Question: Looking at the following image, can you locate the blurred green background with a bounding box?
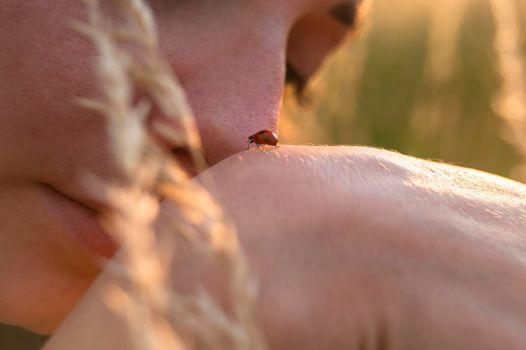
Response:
[281,0,526,181]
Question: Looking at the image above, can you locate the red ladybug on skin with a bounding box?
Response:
[248,129,279,149]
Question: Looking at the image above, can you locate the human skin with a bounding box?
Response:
[0,0,355,333]
[46,146,526,349]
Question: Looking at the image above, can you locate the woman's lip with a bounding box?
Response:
[39,184,117,258]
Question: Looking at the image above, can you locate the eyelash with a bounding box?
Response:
[330,2,358,28]
[284,2,358,99]
[285,61,306,97]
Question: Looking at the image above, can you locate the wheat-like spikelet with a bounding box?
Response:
[409,0,468,140]
[489,0,526,181]
[73,0,267,348]
[424,0,468,86]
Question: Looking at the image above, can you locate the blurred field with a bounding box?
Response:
[281,0,526,181]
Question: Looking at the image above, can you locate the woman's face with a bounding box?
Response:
[0,0,356,333]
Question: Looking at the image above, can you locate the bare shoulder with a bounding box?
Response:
[202,145,526,222]
[199,146,526,349]
[200,145,526,270]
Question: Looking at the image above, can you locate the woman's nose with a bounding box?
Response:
[158,16,289,165]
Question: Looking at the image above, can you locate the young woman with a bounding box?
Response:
[2,1,526,348]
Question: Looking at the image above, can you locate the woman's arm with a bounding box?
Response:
[46,146,526,349]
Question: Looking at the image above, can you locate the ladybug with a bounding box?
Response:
[248,129,278,148]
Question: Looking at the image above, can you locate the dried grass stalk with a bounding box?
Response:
[489,0,526,180]
[410,0,468,140]
[73,0,267,348]
[424,0,468,85]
